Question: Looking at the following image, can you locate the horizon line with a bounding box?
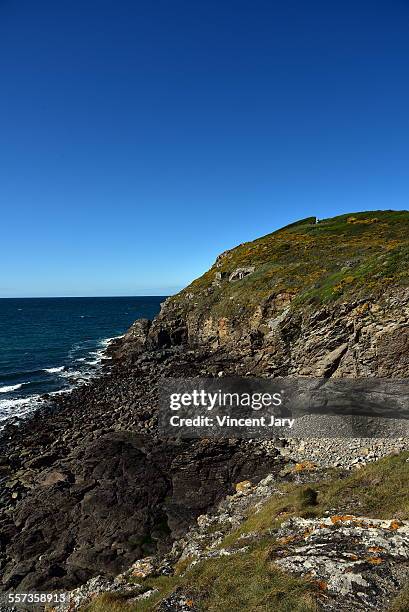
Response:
[0,294,173,299]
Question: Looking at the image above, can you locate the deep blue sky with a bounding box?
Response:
[1,1,409,297]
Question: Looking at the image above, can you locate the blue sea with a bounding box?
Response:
[0,297,165,425]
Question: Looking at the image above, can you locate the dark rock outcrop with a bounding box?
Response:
[1,429,282,590]
[108,318,151,358]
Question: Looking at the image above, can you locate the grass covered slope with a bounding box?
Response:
[172,210,409,319]
[88,558,319,612]
[84,452,409,611]
[221,450,409,546]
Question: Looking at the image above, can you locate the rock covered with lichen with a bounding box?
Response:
[274,516,409,610]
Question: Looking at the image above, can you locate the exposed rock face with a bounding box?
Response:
[109,318,151,358]
[149,288,409,379]
[1,432,282,590]
[228,266,255,282]
[3,433,170,590]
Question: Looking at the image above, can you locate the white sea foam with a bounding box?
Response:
[59,369,95,383]
[0,333,123,428]
[81,337,119,366]
[84,358,100,366]
[99,335,123,347]
[0,395,42,424]
[59,369,85,379]
[49,388,72,397]
[44,366,65,374]
[0,383,27,393]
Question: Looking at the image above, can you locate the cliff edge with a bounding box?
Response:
[1,211,409,611]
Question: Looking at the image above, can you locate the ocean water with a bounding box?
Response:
[0,297,165,425]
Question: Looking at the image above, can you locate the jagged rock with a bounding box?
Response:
[109,318,151,358]
[24,452,58,469]
[124,557,155,579]
[38,470,71,486]
[314,342,349,377]
[157,588,197,611]
[228,267,255,282]
[52,575,140,611]
[1,433,281,591]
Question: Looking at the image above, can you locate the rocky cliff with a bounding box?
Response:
[1,210,409,611]
[146,210,409,378]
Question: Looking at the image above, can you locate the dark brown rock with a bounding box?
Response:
[1,431,281,590]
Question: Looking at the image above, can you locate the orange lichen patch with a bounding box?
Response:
[330,515,356,524]
[235,480,252,493]
[276,534,300,545]
[368,546,385,553]
[366,557,383,565]
[293,461,316,472]
[315,580,328,591]
[346,553,359,561]
[185,600,194,607]
[389,520,403,530]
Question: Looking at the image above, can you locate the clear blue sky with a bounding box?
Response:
[1,1,409,297]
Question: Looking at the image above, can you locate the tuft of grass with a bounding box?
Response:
[174,542,319,612]
[86,544,319,612]
[320,451,409,520]
[297,487,318,509]
[81,592,137,612]
[389,582,409,612]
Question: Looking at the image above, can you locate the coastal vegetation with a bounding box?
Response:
[171,210,409,319]
[84,451,409,611]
